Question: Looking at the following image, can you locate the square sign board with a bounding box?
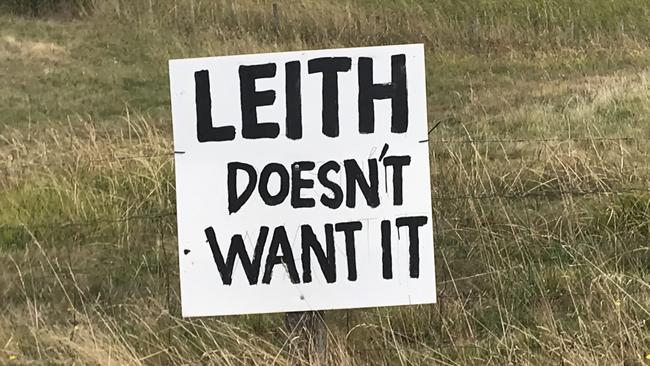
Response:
[169,44,435,317]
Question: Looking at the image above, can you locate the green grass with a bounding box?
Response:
[1,0,650,365]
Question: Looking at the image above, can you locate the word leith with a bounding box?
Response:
[194,54,407,142]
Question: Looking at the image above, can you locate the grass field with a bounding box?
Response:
[1,0,649,364]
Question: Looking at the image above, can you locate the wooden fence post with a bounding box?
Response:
[284,311,327,365]
[272,3,281,35]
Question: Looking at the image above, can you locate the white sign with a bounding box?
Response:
[169,44,435,317]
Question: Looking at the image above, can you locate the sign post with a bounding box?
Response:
[169,44,436,357]
[284,311,326,364]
